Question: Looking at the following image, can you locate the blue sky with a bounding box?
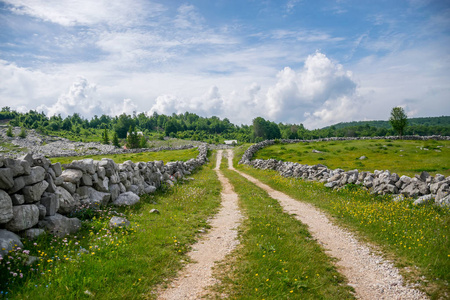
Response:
[0,0,449,128]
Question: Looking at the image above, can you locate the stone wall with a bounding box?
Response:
[0,144,208,254]
[239,137,450,207]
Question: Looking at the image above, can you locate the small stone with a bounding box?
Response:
[149,209,160,214]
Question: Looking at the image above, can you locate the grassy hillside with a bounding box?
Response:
[254,139,450,177]
[326,116,450,130]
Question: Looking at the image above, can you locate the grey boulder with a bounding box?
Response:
[38,214,81,238]
[5,204,39,231]
[113,191,140,206]
[0,229,23,256]
[0,190,13,224]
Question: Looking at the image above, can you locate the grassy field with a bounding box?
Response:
[234,144,450,299]
[253,139,450,177]
[50,147,199,165]
[210,164,354,299]
[1,154,221,299]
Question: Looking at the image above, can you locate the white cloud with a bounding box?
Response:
[110,99,138,117]
[37,77,103,117]
[3,0,164,27]
[263,52,359,127]
[148,86,224,118]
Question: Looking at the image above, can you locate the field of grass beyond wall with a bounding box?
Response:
[253,139,450,177]
[50,147,199,165]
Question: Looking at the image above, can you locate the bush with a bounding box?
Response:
[6,126,13,137]
[18,127,26,138]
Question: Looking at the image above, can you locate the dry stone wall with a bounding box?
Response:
[0,144,208,255]
[239,137,450,207]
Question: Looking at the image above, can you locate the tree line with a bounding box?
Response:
[1,106,449,148]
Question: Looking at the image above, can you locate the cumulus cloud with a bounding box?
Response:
[148,86,225,117]
[263,52,359,127]
[110,99,138,117]
[37,77,103,117]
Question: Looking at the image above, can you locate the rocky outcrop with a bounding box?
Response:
[240,138,450,207]
[0,144,208,246]
[0,126,204,159]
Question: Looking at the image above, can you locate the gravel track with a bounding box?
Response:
[228,149,427,300]
[158,150,243,299]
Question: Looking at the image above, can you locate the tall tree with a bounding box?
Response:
[102,128,109,144]
[389,107,408,136]
[126,125,140,149]
[112,131,120,147]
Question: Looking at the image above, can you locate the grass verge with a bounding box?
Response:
[209,165,355,299]
[1,153,221,299]
[254,139,450,177]
[235,164,450,299]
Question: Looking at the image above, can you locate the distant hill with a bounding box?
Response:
[324,116,450,130]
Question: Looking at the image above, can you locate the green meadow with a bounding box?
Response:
[253,139,450,177]
[50,147,199,165]
[235,144,450,299]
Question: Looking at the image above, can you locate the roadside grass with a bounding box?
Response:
[254,139,450,177]
[50,147,199,165]
[210,165,355,299]
[1,153,221,299]
[235,164,450,299]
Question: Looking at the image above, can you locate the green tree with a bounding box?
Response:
[112,131,120,147]
[389,107,408,136]
[139,135,147,148]
[126,125,139,149]
[6,126,13,137]
[19,127,27,138]
[102,128,109,144]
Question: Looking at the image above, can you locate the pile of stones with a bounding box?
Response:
[0,144,208,256]
[239,138,450,207]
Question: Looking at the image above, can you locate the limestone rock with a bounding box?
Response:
[10,194,24,205]
[37,204,47,219]
[86,187,111,207]
[4,158,25,177]
[22,166,45,186]
[81,173,93,186]
[55,186,78,214]
[60,169,83,184]
[113,191,140,206]
[144,185,157,194]
[45,173,57,193]
[5,204,39,231]
[109,216,130,228]
[8,176,26,194]
[33,155,51,170]
[0,190,13,224]
[22,181,49,203]
[38,214,81,237]
[61,182,76,194]
[0,229,23,256]
[63,159,95,175]
[50,162,62,177]
[22,228,45,240]
[40,194,59,216]
[413,194,434,206]
[109,184,120,202]
[0,168,14,190]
